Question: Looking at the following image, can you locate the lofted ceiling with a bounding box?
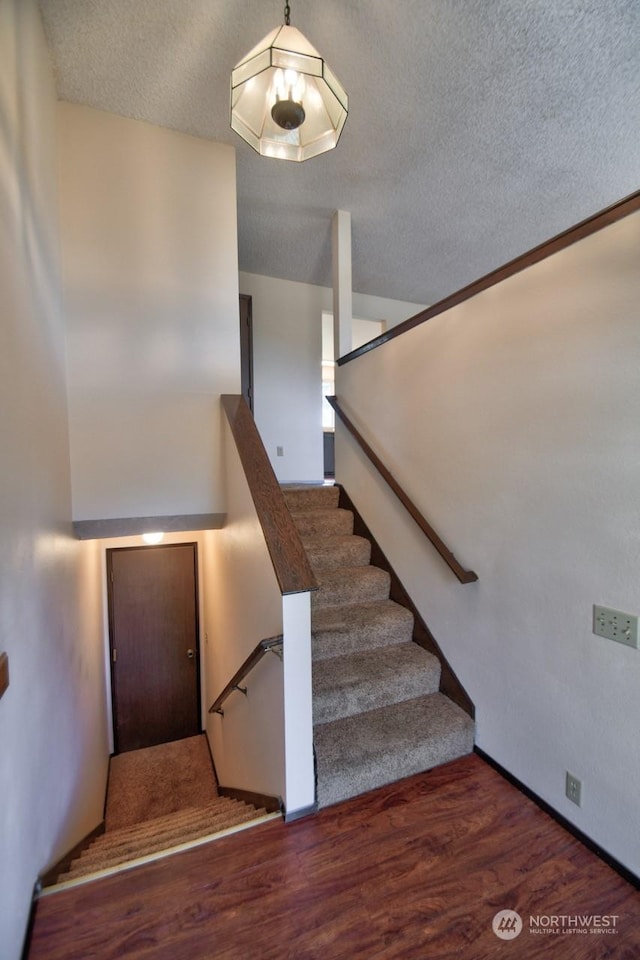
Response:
[39,0,640,306]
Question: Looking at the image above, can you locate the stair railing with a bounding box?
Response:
[209,635,283,717]
[221,394,318,594]
[208,394,316,721]
[327,396,478,584]
[338,190,640,366]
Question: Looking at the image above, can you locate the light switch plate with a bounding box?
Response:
[593,605,638,648]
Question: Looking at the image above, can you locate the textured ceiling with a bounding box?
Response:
[39,0,640,305]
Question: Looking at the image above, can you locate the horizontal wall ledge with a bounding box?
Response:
[73,513,226,540]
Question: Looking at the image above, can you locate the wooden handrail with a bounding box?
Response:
[328,397,478,584]
[209,635,283,716]
[221,394,317,596]
[339,189,640,366]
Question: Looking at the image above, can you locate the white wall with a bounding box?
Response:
[59,105,241,522]
[239,271,424,482]
[202,415,314,813]
[0,5,108,957]
[239,273,325,483]
[203,416,286,798]
[351,291,427,332]
[337,210,640,874]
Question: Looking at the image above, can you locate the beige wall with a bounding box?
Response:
[59,105,241,522]
[0,5,108,958]
[337,210,640,874]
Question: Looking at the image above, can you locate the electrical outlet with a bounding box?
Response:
[593,605,638,648]
[276,446,284,457]
[566,772,581,807]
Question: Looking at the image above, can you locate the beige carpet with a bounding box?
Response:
[282,483,474,808]
[106,735,218,830]
[48,737,270,886]
[59,798,267,882]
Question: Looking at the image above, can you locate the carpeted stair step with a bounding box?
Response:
[312,643,441,724]
[105,797,241,838]
[291,508,354,538]
[311,599,414,660]
[302,534,371,572]
[69,802,254,871]
[312,565,391,609]
[62,802,264,880]
[282,480,475,810]
[314,692,475,808]
[92,800,244,858]
[282,484,340,511]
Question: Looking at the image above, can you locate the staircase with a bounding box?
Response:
[47,796,272,889]
[282,483,475,808]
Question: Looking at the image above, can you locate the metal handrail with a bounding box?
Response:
[208,635,283,717]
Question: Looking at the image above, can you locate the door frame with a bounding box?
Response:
[106,541,202,754]
[239,293,254,413]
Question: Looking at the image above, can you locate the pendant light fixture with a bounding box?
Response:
[230,2,348,162]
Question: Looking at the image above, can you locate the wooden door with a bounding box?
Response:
[108,543,200,753]
[239,293,254,412]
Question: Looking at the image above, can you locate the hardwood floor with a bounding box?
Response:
[28,755,639,959]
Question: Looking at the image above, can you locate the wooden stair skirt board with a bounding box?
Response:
[42,798,279,894]
[282,483,475,809]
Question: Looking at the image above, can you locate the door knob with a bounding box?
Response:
[187,648,195,660]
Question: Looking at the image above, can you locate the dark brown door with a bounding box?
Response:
[107,543,200,753]
[239,293,254,412]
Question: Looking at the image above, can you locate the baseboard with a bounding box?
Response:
[202,729,221,785]
[20,883,39,960]
[38,820,106,890]
[284,802,317,823]
[217,785,282,815]
[474,747,639,890]
[103,753,113,822]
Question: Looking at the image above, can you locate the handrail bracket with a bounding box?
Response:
[209,633,284,716]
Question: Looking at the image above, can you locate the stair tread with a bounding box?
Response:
[102,799,239,843]
[314,692,474,807]
[313,643,441,724]
[292,508,352,520]
[291,508,354,537]
[313,565,391,608]
[63,805,265,879]
[302,534,371,571]
[94,801,246,855]
[282,484,340,511]
[76,810,252,867]
[312,599,414,659]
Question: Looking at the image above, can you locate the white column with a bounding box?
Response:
[282,590,315,816]
[332,209,353,360]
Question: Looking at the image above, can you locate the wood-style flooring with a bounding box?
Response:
[28,754,639,960]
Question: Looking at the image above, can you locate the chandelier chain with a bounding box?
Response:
[284,2,291,26]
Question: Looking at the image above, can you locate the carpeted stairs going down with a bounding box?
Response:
[48,736,272,889]
[282,484,475,809]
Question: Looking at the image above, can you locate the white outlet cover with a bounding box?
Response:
[593,604,638,649]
